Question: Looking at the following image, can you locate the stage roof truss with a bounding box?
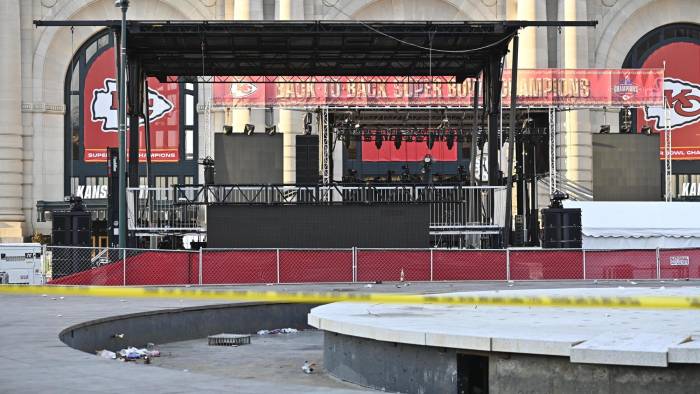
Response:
[35,20,595,81]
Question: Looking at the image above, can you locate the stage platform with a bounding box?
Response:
[309,286,700,393]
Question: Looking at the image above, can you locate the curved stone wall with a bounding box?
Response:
[60,302,319,353]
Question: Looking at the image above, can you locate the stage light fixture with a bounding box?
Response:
[422,154,433,176]
[427,132,436,149]
[265,125,277,136]
[223,125,233,135]
[641,125,652,135]
[243,123,255,135]
[394,130,402,150]
[401,165,410,182]
[457,165,467,182]
[303,112,313,135]
[599,124,610,134]
[375,130,383,150]
[446,131,455,150]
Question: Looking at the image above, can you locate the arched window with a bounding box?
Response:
[64,29,198,197]
[621,23,700,165]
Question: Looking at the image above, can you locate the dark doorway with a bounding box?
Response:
[457,353,488,394]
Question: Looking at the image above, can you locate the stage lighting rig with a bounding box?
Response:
[265,125,277,136]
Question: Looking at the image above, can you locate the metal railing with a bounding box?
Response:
[128,184,507,247]
[127,187,205,232]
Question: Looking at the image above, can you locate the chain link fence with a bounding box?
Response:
[583,249,658,280]
[37,246,700,286]
[509,249,584,280]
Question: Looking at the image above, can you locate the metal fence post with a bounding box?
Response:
[276,248,281,284]
[40,244,47,283]
[122,248,126,286]
[506,248,510,281]
[352,247,357,283]
[582,249,587,280]
[430,248,434,281]
[198,248,203,286]
[656,247,661,280]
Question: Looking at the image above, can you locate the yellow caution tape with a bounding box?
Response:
[0,285,699,309]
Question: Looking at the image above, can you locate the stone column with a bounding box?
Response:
[0,0,24,241]
[561,0,592,190]
[227,0,251,134]
[514,0,548,68]
[277,0,304,184]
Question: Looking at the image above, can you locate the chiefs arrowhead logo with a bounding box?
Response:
[645,78,700,130]
[229,82,258,98]
[91,78,174,132]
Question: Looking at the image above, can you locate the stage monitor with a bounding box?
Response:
[215,133,283,184]
[592,134,662,201]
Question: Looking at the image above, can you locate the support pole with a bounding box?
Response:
[487,55,501,187]
[144,79,153,188]
[117,2,128,248]
[127,57,142,189]
[530,142,538,244]
[144,79,154,234]
[470,78,479,186]
[664,97,672,201]
[504,34,519,248]
[548,106,557,196]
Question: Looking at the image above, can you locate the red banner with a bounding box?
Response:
[212,69,664,108]
[83,48,180,163]
[636,42,700,160]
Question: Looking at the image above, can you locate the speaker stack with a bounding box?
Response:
[541,192,582,249]
[51,198,93,278]
[541,207,582,248]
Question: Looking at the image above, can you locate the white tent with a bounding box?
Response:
[562,201,700,250]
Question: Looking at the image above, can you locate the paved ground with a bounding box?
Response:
[1,280,698,393]
[153,330,366,391]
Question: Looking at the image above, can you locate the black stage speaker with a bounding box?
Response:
[51,207,93,278]
[296,135,319,184]
[541,208,582,248]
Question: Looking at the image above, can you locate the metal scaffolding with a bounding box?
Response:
[548,106,557,196]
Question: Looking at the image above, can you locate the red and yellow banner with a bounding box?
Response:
[83,47,180,163]
[212,69,664,108]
